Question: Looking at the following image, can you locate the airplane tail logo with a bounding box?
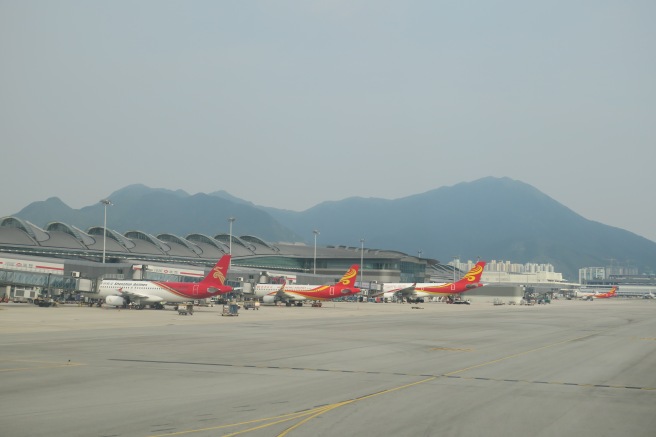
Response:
[597,286,617,298]
[202,255,231,286]
[339,265,360,287]
[462,261,486,283]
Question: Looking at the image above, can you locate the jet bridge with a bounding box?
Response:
[131,264,205,281]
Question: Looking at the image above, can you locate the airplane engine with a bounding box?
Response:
[262,295,277,304]
[105,295,126,307]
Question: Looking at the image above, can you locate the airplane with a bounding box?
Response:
[97,255,233,309]
[574,289,596,300]
[254,265,360,306]
[592,286,617,299]
[379,261,486,303]
[575,286,618,300]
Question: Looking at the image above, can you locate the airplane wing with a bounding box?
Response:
[273,284,311,302]
[117,288,152,300]
[274,284,292,300]
[391,284,417,299]
[208,286,241,293]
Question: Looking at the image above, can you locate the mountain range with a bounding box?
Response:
[9,177,656,281]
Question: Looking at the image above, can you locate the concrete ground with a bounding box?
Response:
[1,299,655,437]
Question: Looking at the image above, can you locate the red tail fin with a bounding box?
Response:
[456,261,486,288]
[598,287,617,298]
[201,255,231,285]
[338,265,360,287]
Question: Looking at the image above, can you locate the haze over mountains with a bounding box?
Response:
[9,177,656,281]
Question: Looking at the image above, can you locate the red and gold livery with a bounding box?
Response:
[254,265,360,306]
[576,286,618,300]
[97,255,233,308]
[593,286,617,299]
[381,261,486,303]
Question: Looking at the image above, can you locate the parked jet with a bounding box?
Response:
[380,261,486,303]
[591,286,618,299]
[98,255,233,308]
[254,265,360,306]
[576,286,618,300]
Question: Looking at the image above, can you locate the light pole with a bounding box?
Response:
[313,230,320,274]
[100,199,112,263]
[360,238,365,291]
[228,217,236,257]
[452,256,458,283]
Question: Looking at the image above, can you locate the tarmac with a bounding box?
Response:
[1,299,655,437]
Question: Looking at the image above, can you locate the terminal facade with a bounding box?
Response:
[0,216,454,299]
[5,216,651,301]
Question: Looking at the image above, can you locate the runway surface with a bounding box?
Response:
[1,299,655,437]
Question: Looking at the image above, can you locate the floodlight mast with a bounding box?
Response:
[360,238,365,291]
[228,217,236,265]
[313,230,320,274]
[100,199,112,263]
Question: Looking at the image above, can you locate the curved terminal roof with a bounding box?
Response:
[241,235,279,253]
[183,234,227,260]
[186,234,229,252]
[0,215,433,282]
[1,217,50,242]
[214,233,255,253]
[158,233,203,255]
[125,231,171,254]
[46,222,96,246]
[87,227,136,250]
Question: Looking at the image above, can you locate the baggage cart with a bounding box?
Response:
[178,304,194,315]
[222,303,239,316]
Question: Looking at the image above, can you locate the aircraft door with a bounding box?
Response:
[330,287,335,296]
[193,284,199,295]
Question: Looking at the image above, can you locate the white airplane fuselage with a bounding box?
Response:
[87,255,233,308]
[97,280,206,305]
[254,284,352,302]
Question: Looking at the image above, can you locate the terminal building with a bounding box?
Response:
[0,216,457,300]
[578,266,656,298]
[7,216,629,304]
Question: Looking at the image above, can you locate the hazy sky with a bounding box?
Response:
[2,1,655,241]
